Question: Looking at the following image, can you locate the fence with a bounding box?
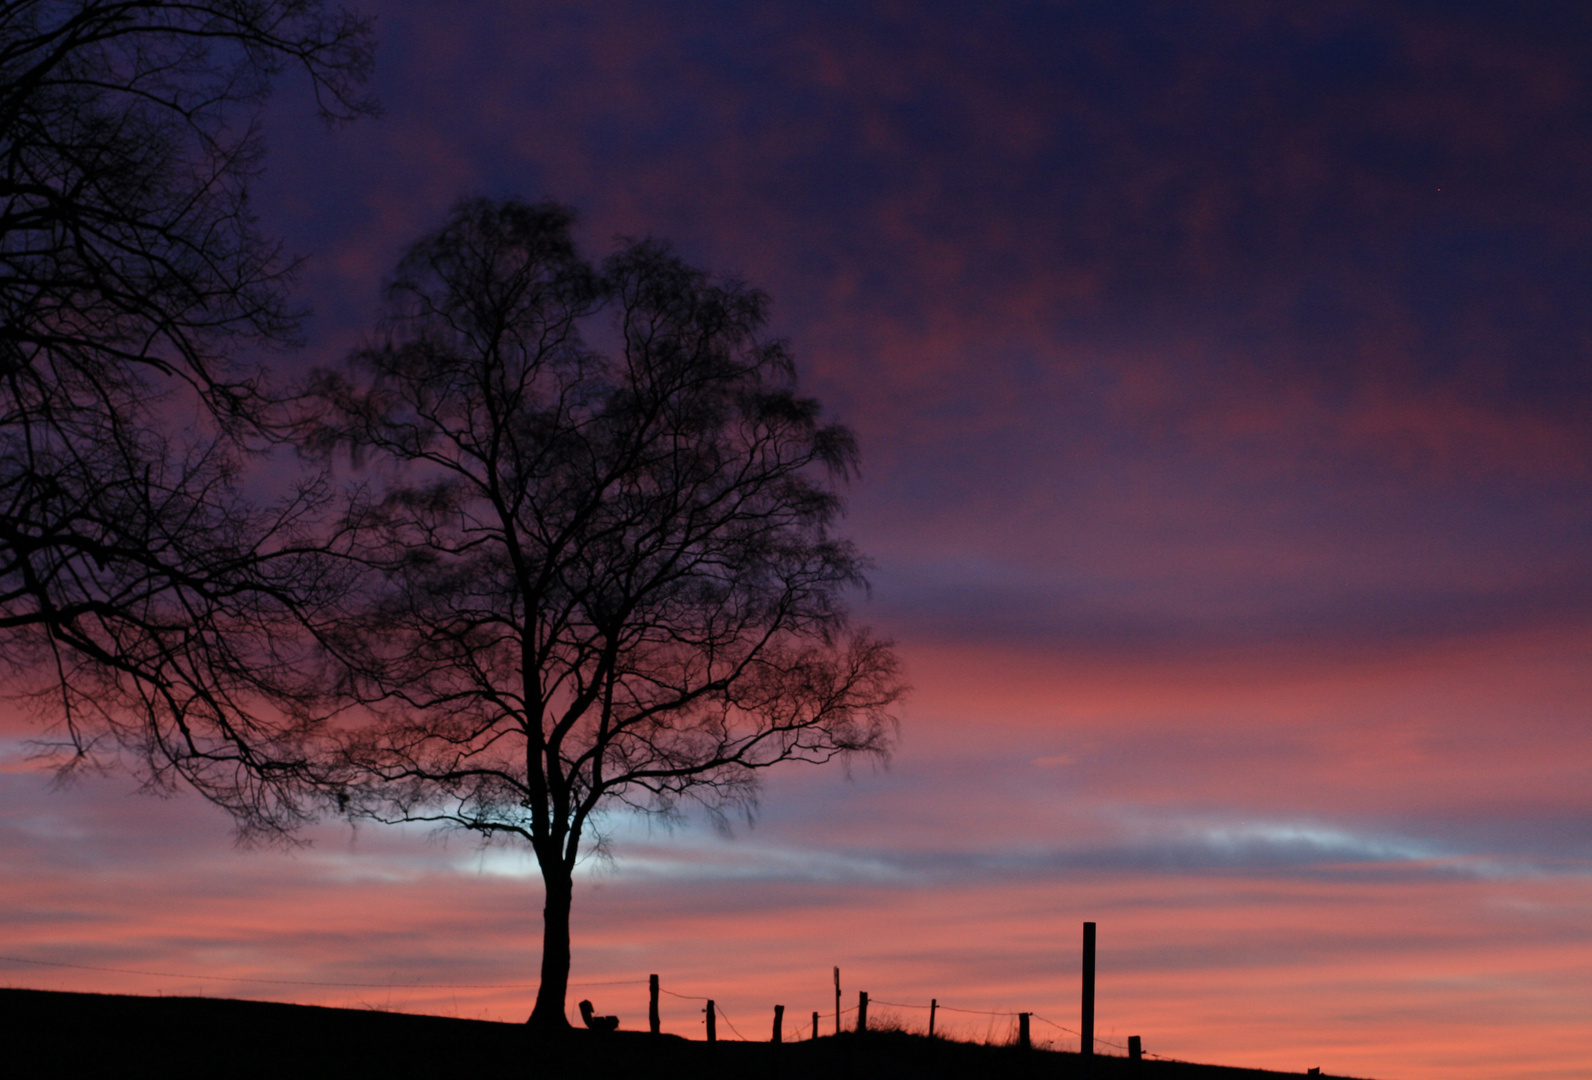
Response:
[585,972,1161,1061]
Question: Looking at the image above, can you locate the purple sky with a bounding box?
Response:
[5,4,1592,1077]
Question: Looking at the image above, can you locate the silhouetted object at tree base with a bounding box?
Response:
[579,998,620,1032]
[1,987,1374,1080]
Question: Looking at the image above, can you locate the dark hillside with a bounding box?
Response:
[0,987,1369,1080]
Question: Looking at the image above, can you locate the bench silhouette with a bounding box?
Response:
[579,999,619,1032]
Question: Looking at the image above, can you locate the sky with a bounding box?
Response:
[4,2,1592,1077]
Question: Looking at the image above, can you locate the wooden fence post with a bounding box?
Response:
[649,974,660,1035]
[1129,1036,1142,1062]
[1082,921,1096,1069]
[929,998,937,1038]
[1019,1012,1031,1050]
[833,966,841,1035]
[705,1000,716,1043]
[773,1004,784,1043]
[812,1011,819,1040]
[857,991,868,1032]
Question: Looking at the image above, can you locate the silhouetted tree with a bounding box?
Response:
[0,1,375,836]
[307,198,905,1030]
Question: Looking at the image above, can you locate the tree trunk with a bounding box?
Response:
[527,863,574,1031]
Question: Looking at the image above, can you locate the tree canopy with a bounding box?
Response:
[0,1,375,836]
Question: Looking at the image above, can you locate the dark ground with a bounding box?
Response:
[0,987,1370,1080]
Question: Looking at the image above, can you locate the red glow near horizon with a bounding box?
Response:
[6,623,1591,1079]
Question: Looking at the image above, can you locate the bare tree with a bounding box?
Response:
[0,1,375,836]
[307,198,905,1030]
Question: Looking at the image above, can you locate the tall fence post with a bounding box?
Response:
[1019,1012,1031,1050]
[929,998,937,1038]
[1082,921,1096,1074]
[812,1011,819,1040]
[773,1004,784,1043]
[1129,1035,1142,1062]
[705,1000,717,1044]
[833,966,841,1035]
[649,974,660,1035]
[856,991,868,1032]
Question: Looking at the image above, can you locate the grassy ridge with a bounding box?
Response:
[0,987,1365,1079]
